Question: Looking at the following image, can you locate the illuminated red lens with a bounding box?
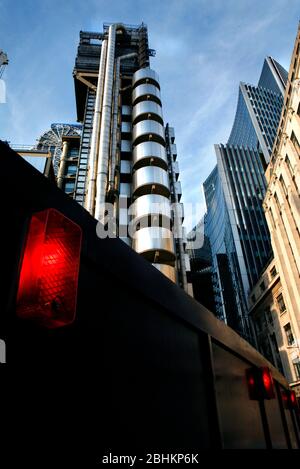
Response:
[246,368,258,400]
[290,391,297,408]
[246,367,275,400]
[282,389,298,409]
[261,367,275,399]
[281,389,289,408]
[16,209,82,328]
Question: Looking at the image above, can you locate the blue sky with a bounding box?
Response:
[0,0,299,228]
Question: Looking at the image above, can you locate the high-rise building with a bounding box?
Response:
[228,58,287,162]
[262,24,300,395]
[186,216,215,313]
[201,57,287,341]
[67,23,191,291]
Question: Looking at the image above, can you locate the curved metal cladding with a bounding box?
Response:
[132,227,175,263]
[132,68,160,89]
[132,101,163,125]
[131,68,175,281]
[132,120,165,146]
[132,166,170,198]
[132,83,161,105]
[152,263,176,282]
[131,194,172,228]
[132,141,168,170]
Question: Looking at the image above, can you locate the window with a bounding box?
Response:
[69,148,79,157]
[260,281,266,293]
[270,266,277,279]
[277,293,286,313]
[293,358,300,380]
[251,294,256,303]
[259,338,273,364]
[255,319,261,333]
[64,181,75,193]
[274,192,281,213]
[285,154,299,195]
[279,175,288,197]
[66,164,77,175]
[265,307,273,325]
[291,131,300,156]
[284,323,295,346]
[269,208,276,228]
[270,333,284,374]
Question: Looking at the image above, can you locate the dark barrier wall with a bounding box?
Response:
[0,142,299,461]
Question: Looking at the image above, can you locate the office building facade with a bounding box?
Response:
[203,166,250,338]
[262,24,300,395]
[228,57,287,163]
[66,23,191,291]
[248,259,300,392]
[201,57,287,340]
[186,215,215,314]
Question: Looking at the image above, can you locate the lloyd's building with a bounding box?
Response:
[68,23,192,293]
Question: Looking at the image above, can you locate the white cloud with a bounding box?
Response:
[1,0,298,227]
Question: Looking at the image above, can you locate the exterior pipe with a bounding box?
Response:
[85,38,108,215]
[108,52,137,193]
[95,23,125,221]
[107,52,137,236]
[57,140,69,189]
[168,132,188,292]
[107,57,120,196]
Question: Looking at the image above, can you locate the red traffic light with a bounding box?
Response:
[246,367,275,400]
[16,209,82,328]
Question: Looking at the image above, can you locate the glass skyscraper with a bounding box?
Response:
[203,166,250,338]
[203,56,287,341]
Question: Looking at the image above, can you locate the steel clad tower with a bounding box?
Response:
[66,23,192,292]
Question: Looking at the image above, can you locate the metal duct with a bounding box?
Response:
[167,128,188,291]
[57,140,69,189]
[94,23,117,221]
[107,56,120,198]
[108,52,137,194]
[94,23,133,220]
[85,38,108,215]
